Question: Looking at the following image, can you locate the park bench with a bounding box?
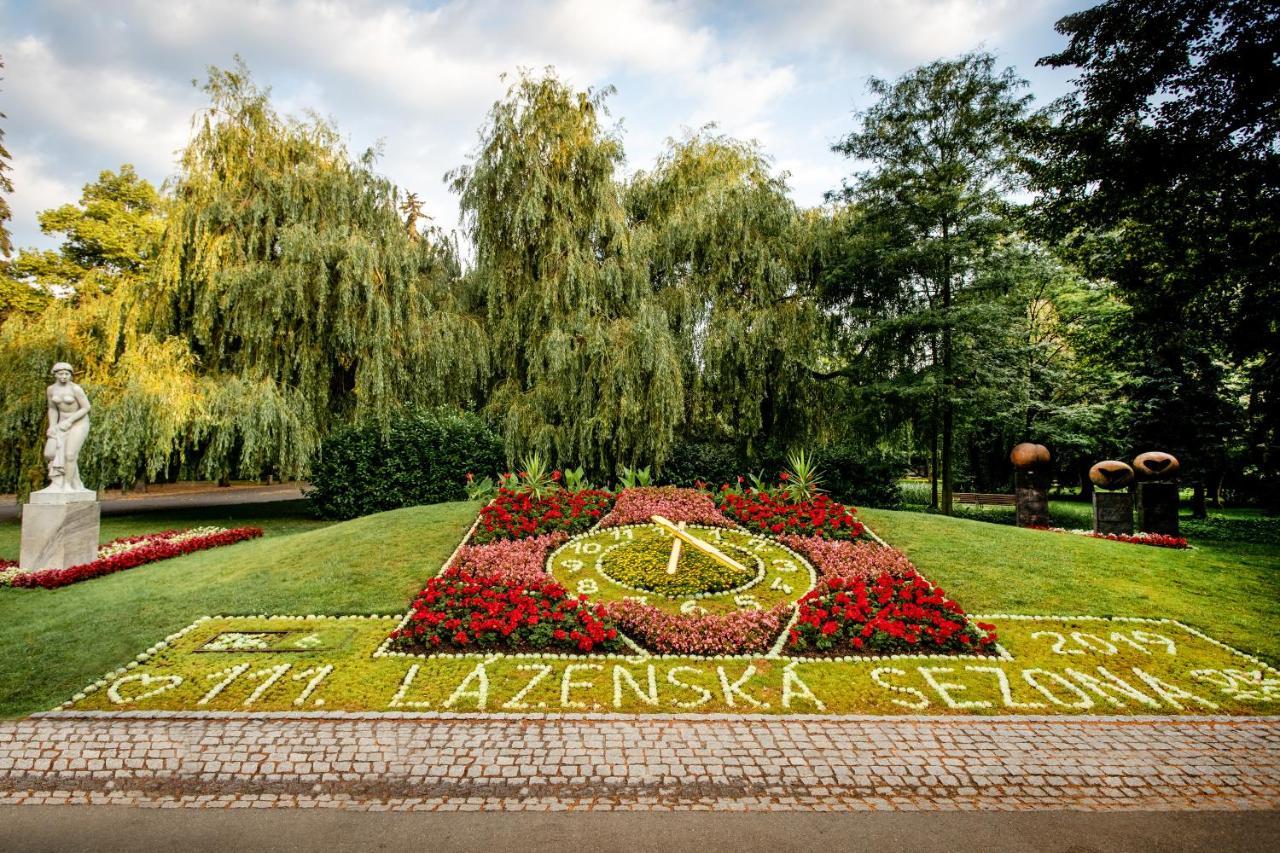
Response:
[953,492,1017,507]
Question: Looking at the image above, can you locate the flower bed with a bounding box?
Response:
[452,532,568,586]
[1036,527,1190,549]
[779,535,913,583]
[606,598,791,656]
[598,533,756,597]
[392,565,622,654]
[597,487,734,529]
[717,490,865,540]
[1,527,264,590]
[472,488,613,543]
[787,571,997,656]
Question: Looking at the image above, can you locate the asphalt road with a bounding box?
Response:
[0,807,1276,853]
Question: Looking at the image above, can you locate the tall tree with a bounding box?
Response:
[827,53,1034,513]
[1034,0,1280,511]
[628,129,823,456]
[0,54,13,259]
[8,165,163,297]
[452,70,683,473]
[148,62,484,476]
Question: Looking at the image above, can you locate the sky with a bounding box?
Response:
[0,0,1095,251]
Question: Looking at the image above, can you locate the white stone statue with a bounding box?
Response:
[21,363,100,570]
[35,362,93,496]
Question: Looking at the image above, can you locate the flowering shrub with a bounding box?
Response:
[472,488,614,543]
[787,570,996,656]
[451,532,566,586]
[718,490,865,540]
[597,487,734,529]
[607,598,789,656]
[2,527,264,590]
[778,535,912,583]
[393,566,622,653]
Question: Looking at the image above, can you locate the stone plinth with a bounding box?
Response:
[1137,481,1179,536]
[1092,490,1133,536]
[19,490,99,571]
[1015,469,1050,528]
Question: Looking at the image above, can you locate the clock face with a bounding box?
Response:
[547,523,816,619]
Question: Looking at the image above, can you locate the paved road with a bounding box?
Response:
[0,484,306,521]
[1,807,1277,853]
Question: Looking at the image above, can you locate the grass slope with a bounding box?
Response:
[0,501,478,718]
[861,507,1280,665]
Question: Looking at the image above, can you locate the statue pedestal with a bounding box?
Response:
[1137,481,1179,536]
[1015,470,1050,528]
[20,490,100,571]
[1092,491,1133,536]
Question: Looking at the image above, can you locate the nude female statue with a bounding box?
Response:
[38,362,92,493]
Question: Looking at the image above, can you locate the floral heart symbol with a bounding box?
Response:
[107,673,184,705]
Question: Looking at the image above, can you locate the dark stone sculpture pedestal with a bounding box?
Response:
[1015,470,1050,528]
[1137,481,1179,536]
[1092,491,1133,536]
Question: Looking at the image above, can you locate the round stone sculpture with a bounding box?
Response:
[1133,451,1180,480]
[1010,442,1051,470]
[1089,460,1135,491]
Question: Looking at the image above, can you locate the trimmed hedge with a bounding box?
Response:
[307,409,503,520]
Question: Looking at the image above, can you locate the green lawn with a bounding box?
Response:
[861,507,1280,666]
[0,500,479,718]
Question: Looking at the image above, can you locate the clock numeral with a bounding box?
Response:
[734,595,761,611]
[576,579,599,595]
[680,600,707,615]
[772,559,798,573]
[609,528,634,541]
[770,577,793,594]
[572,541,602,555]
[561,558,584,572]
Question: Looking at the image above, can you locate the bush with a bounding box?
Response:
[307,408,504,519]
[658,439,757,488]
[815,445,904,509]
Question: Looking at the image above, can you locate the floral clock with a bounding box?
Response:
[547,516,815,652]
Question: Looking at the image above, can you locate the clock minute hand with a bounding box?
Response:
[649,515,751,575]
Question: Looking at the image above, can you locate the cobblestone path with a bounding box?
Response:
[1,713,1277,812]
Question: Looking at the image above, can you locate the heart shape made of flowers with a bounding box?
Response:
[107,673,184,705]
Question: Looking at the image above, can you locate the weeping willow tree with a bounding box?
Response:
[628,129,825,455]
[1,62,485,493]
[452,70,683,473]
[137,62,485,478]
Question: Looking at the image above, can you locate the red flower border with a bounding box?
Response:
[4,527,264,590]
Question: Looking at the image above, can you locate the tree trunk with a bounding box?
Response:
[930,395,940,509]
[940,225,954,516]
[1191,481,1207,519]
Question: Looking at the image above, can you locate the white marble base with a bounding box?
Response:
[19,498,100,571]
[27,487,98,506]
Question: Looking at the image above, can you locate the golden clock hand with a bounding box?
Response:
[650,515,751,575]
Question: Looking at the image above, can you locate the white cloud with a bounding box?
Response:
[1,0,1077,249]
[749,0,1059,65]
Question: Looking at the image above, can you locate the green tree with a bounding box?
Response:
[826,53,1035,513]
[146,62,484,477]
[452,70,682,474]
[8,165,163,297]
[1033,0,1280,510]
[0,54,13,259]
[627,129,823,456]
